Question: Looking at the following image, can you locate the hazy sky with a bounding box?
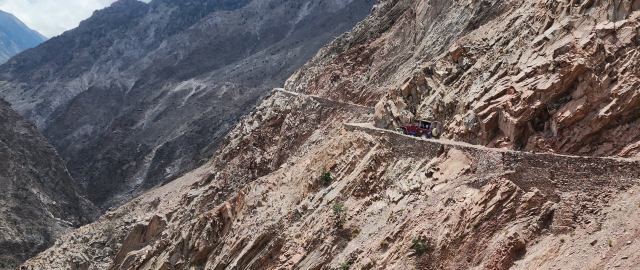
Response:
[0,0,150,38]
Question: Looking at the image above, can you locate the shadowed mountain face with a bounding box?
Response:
[0,10,47,64]
[0,0,375,210]
[0,98,97,269]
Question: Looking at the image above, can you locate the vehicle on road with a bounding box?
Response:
[396,120,442,138]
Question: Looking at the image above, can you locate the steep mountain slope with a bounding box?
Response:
[20,92,640,270]
[0,0,375,209]
[0,10,47,64]
[18,0,640,269]
[0,98,97,269]
[359,0,640,157]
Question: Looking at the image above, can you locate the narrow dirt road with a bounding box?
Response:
[273,88,638,163]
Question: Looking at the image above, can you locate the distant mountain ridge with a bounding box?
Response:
[0,10,47,64]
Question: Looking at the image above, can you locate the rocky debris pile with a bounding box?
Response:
[375,0,640,157]
[0,98,97,269]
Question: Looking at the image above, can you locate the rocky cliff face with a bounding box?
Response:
[18,0,640,269]
[0,0,375,209]
[0,98,97,269]
[0,10,47,64]
[368,0,640,157]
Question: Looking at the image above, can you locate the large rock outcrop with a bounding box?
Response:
[0,0,375,209]
[0,98,97,269]
[371,0,640,157]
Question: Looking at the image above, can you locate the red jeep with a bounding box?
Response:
[396,120,442,138]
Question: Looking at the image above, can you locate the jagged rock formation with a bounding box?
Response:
[17,0,640,269]
[285,0,640,158]
[0,98,97,269]
[369,0,640,157]
[0,10,47,64]
[0,0,375,209]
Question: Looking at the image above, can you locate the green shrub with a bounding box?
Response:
[333,203,347,226]
[321,167,332,186]
[412,238,429,254]
[454,232,467,241]
[339,259,352,270]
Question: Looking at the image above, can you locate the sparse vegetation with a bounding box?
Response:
[321,167,332,186]
[444,179,449,183]
[366,74,370,80]
[333,202,347,226]
[380,239,389,249]
[412,238,429,254]
[608,239,613,247]
[596,224,602,231]
[104,225,115,239]
[453,232,467,241]
[339,259,353,270]
[560,238,565,244]
[382,24,392,32]
[350,226,361,240]
[424,195,429,201]
[471,222,480,228]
